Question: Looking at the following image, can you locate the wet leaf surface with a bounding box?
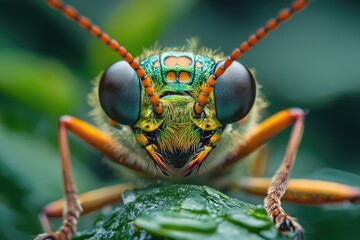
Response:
[74,184,286,240]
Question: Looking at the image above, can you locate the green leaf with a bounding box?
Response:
[74,184,287,240]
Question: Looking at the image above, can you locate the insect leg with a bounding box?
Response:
[35,116,149,240]
[218,108,305,236]
[219,108,304,170]
[38,183,134,235]
[57,116,146,173]
[264,109,304,235]
[231,178,360,205]
[246,145,269,178]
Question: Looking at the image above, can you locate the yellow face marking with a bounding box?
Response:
[166,71,176,82]
[135,132,149,146]
[179,71,190,83]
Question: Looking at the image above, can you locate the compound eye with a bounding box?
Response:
[214,61,256,124]
[99,61,141,126]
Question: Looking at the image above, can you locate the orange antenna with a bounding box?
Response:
[194,0,309,115]
[46,0,164,115]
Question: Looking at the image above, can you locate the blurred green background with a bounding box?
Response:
[0,0,359,239]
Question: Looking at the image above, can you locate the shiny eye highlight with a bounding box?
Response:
[99,61,141,126]
[213,61,256,124]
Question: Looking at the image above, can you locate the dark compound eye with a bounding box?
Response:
[99,61,141,126]
[213,61,256,124]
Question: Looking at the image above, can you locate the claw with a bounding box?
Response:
[36,202,81,240]
[35,232,67,240]
[154,163,171,176]
[145,145,171,176]
[275,213,304,239]
[184,163,201,176]
[34,232,57,240]
[184,145,212,176]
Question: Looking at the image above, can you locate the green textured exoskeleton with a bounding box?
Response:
[95,43,260,177]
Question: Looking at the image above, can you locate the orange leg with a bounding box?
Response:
[35,116,148,240]
[220,108,304,170]
[38,183,135,235]
[217,108,360,237]
[233,178,360,205]
[246,145,269,178]
[217,108,306,236]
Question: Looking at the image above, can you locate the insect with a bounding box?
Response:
[35,0,360,239]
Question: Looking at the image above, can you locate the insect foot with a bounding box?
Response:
[35,232,57,240]
[35,207,82,240]
[275,213,304,240]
